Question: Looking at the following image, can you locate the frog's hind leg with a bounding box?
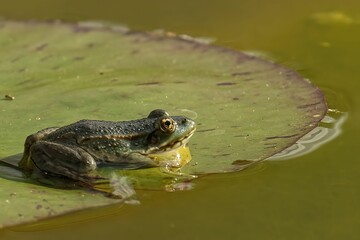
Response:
[19,127,59,170]
[29,141,99,183]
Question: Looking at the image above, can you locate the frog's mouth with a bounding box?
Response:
[146,128,196,155]
[145,128,195,167]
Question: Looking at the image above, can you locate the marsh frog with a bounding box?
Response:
[19,109,196,183]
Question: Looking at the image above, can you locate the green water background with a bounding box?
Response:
[1,0,359,239]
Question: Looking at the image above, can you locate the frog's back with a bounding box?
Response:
[44,118,156,141]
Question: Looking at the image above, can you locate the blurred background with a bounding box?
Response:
[1,0,359,239]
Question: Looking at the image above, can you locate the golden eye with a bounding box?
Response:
[160,118,176,133]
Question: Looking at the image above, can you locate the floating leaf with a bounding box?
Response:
[0,20,327,228]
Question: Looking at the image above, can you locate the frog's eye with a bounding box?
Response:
[160,118,176,133]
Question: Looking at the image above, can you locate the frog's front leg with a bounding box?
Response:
[29,141,98,182]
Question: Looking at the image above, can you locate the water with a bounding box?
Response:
[1,0,359,239]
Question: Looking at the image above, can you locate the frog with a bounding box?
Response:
[19,109,196,185]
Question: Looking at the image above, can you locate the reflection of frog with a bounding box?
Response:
[19,109,196,183]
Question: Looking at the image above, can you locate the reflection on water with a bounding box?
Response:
[268,109,347,161]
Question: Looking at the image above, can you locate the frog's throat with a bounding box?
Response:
[146,128,195,155]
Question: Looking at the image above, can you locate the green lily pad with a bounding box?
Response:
[0,20,327,228]
[0,158,122,229]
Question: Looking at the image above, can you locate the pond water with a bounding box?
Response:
[1,0,359,239]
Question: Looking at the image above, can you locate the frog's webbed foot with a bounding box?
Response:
[29,141,99,182]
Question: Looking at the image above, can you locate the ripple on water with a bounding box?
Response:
[267,109,347,161]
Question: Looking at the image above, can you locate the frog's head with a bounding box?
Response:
[144,109,196,154]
